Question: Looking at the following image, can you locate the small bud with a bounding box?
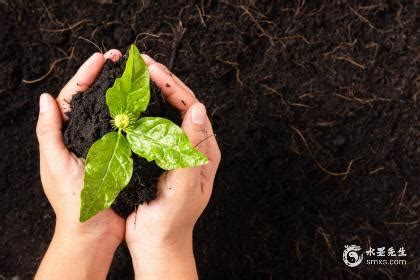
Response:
[114,114,130,130]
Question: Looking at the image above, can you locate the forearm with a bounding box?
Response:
[129,233,198,280]
[36,226,120,280]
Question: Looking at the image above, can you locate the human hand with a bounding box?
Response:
[125,55,221,279]
[36,50,125,279]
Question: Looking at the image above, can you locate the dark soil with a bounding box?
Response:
[1,0,419,279]
[63,58,180,217]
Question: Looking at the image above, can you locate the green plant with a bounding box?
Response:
[80,45,208,222]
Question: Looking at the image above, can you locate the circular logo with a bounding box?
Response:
[343,245,363,267]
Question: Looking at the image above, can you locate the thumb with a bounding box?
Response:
[181,102,208,155]
[36,93,66,155]
[156,103,208,198]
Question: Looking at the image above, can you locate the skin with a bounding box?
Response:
[35,49,221,280]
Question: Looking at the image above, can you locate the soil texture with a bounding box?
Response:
[0,0,419,279]
[63,58,180,217]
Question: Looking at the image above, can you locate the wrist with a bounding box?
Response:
[36,223,121,279]
[55,212,125,245]
[53,226,122,252]
[128,231,197,279]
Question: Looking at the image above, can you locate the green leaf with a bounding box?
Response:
[126,117,208,170]
[106,44,150,119]
[80,132,133,222]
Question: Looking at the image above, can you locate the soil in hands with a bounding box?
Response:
[63,58,180,217]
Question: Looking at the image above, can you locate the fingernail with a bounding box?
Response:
[104,49,122,62]
[141,54,155,63]
[191,103,206,125]
[39,93,50,113]
[148,63,158,73]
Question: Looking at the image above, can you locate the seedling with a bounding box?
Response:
[80,45,208,222]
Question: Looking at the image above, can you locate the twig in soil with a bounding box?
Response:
[357,4,387,11]
[290,103,310,109]
[195,5,207,27]
[216,57,244,87]
[78,36,103,54]
[40,19,92,33]
[368,166,384,175]
[384,220,419,225]
[91,21,121,40]
[22,48,75,84]
[239,5,275,46]
[349,6,381,32]
[394,182,407,220]
[294,0,306,17]
[278,35,313,45]
[334,91,391,107]
[135,32,171,43]
[323,39,357,56]
[394,2,405,28]
[314,159,354,180]
[40,0,64,26]
[332,55,365,69]
[290,126,354,179]
[168,21,186,70]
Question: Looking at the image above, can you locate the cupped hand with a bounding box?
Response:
[125,55,221,279]
[36,50,125,279]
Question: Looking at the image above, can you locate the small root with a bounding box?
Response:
[290,126,354,179]
[168,20,186,70]
[239,5,275,45]
[394,182,407,220]
[78,36,103,53]
[22,48,74,84]
[216,57,243,87]
[195,5,207,27]
[278,35,313,45]
[332,55,365,69]
[40,19,91,33]
[369,166,384,175]
[349,6,382,32]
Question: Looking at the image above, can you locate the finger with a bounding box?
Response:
[182,103,208,153]
[178,104,221,198]
[57,53,105,117]
[104,49,122,62]
[157,103,209,195]
[183,102,221,183]
[141,55,197,114]
[36,93,70,161]
[141,54,196,98]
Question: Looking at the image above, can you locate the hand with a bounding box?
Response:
[36,50,125,279]
[125,55,221,279]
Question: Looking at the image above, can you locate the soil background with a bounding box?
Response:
[0,0,419,279]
